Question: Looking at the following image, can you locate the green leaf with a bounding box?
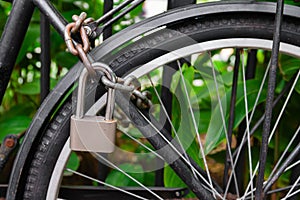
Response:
[280,56,300,81]
[105,163,144,187]
[143,171,155,186]
[213,60,228,72]
[16,78,58,95]
[296,79,300,94]
[1,103,35,119]
[118,125,144,139]
[16,80,40,95]
[164,165,195,197]
[221,71,234,87]
[171,63,194,93]
[190,79,222,105]
[61,0,74,3]
[170,69,181,93]
[50,78,59,90]
[182,64,195,86]
[54,52,78,69]
[164,165,186,188]
[64,152,80,176]
[0,115,31,141]
[198,110,211,134]
[16,25,40,64]
[205,80,267,153]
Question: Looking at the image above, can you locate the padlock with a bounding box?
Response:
[70,66,117,152]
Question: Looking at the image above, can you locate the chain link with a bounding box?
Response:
[71,12,87,34]
[122,76,152,109]
[101,73,152,109]
[64,18,90,55]
[64,12,96,77]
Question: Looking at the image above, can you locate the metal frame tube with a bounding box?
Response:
[40,13,51,102]
[32,0,67,37]
[100,0,145,32]
[168,0,196,9]
[255,0,284,199]
[0,0,35,104]
[103,0,114,40]
[223,48,240,190]
[96,0,134,25]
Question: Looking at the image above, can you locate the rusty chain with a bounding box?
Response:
[64,12,152,109]
[64,12,97,77]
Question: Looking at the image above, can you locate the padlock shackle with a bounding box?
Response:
[76,62,116,120]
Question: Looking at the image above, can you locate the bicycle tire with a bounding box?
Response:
[16,8,300,200]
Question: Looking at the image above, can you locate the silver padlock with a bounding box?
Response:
[70,65,117,152]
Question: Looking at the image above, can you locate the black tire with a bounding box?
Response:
[21,11,300,200]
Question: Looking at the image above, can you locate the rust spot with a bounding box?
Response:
[5,138,15,148]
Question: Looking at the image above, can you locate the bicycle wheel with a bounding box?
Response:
[16,5,300,200]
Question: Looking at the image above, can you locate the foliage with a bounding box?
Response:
[105,163,145,186]
[0,0,142,141]
[162,49,299,194]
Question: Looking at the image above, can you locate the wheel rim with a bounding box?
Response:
[47,38,300,200]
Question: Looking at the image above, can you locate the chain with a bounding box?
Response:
[122,76,152,109]
[103,74,152,109]
[64,12,152,109]
[64,12,97,78]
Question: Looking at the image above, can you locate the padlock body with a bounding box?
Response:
[70,115,116,152]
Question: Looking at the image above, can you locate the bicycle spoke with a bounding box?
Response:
[268,70,300,142]
[264,137,300,193]
[233,58,269,154]
[232,67,296,159]
[233,68,298,200]
[282,175,300,200]
[65,168,148,200]
[266,183,300,195]
[225,59,271,199]
[243,182,300,199]
[242,69,300,200]
[94,153,164,200]
[285,189,300,199]
[176,60,216,197]
[118,127,164,160]
[147,74,198,179]
[285,159,300,172]
[136,108,223,198]
[241,50,254,200]
[115,87,222,198]
[207,52,240,198]
[264,125,300,192]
